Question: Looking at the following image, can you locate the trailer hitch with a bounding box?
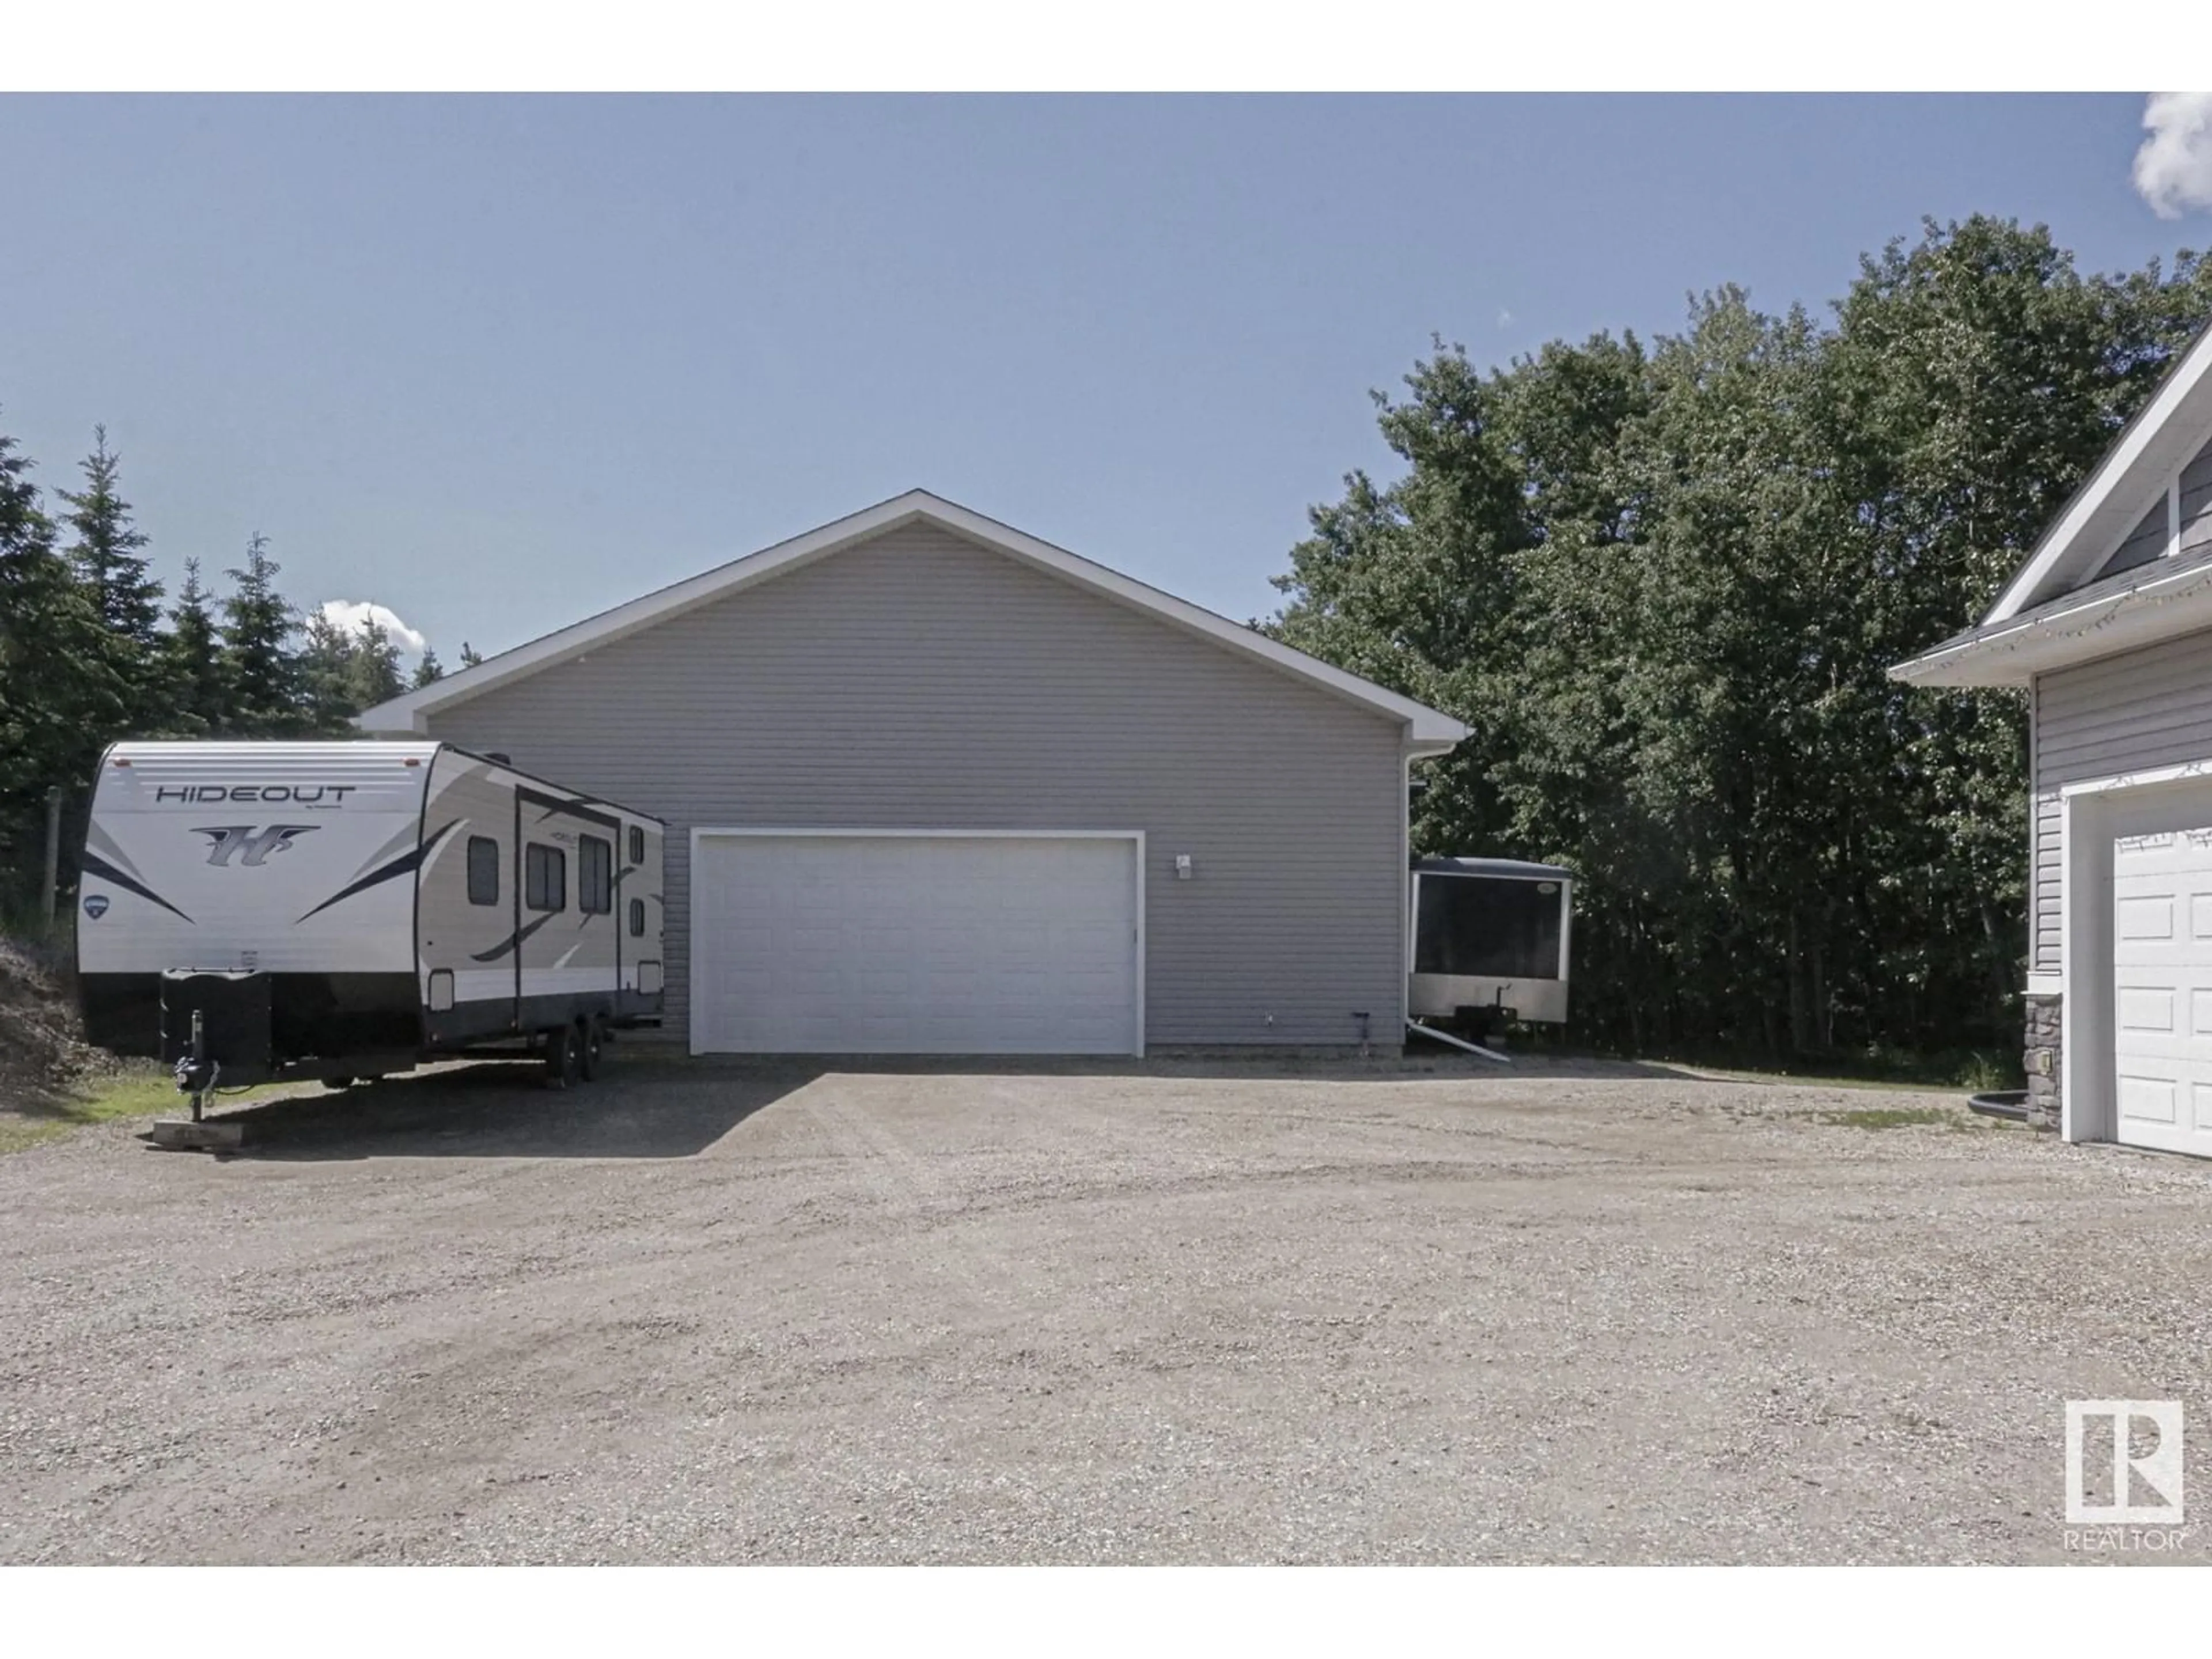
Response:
[172,1010,219,1122]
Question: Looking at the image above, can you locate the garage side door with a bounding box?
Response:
[692,833,1141,1055]
[2112,825,2212,1156]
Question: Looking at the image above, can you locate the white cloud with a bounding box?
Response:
[2133,92,2212,219]
[317,599,427,658]
[1497,308,1515,328]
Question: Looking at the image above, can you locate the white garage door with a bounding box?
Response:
[691,832,1141,1055]
[2112,823,2212,1156]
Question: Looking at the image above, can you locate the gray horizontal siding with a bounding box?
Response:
[425,522,1412,1048]
[2097,497,2170,578]
[2030,680,2059,973]
[2094,435,2212,581]
[2032,782,2060,972]
[2183,436,2212,557]
[2031,623,2212,972]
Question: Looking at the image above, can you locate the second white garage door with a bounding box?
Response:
[2112,822,2212,1156]
[691,831,1142,1055]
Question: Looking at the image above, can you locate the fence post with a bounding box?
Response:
[42,786,63,931]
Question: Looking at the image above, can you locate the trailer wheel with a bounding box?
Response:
[322,1075,356,1092]
[1452,1006,1500,1046]
[543,1024,580,1090]
[578,1017,604,1082]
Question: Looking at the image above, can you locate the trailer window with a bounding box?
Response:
[628,897,645,937]
[525,843,566,912]
[579,835,612,914]
[1414,874,1564,980]
[465,836,500,906]
[628,825,645,864]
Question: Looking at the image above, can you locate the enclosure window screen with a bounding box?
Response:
[579,835,612,914]
[465,836,499,906]
[1415,876,1563,979]
[627,825,645,864]
[628,897,645,937]
[525,843,567,912]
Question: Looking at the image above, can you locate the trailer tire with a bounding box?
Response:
[543,1024,580,1090]
[322,1075,356,1091]
[578,1017,604,1082]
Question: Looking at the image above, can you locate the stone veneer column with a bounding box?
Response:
[2023,993,2061,1128]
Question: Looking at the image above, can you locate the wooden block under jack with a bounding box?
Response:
[147,1118,246,1151]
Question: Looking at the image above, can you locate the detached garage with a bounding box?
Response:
[1893,320,2212,1154]
[360,491,1466,1056]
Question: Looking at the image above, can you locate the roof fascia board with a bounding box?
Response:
[1984,324,2212,624]
[1891,560,2212,688]
[358,490,1469,745]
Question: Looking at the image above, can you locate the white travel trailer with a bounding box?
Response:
[78,740,664,1103]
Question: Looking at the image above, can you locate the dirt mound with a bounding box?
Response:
[0,934,99,1109]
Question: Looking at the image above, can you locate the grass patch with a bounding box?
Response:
[1495,1025,2021,1091]
[1685,1065,1972,1095]
[1813,1105,1972,1131]
[1589,1047,2019,1095]
[0,1065,306,1154]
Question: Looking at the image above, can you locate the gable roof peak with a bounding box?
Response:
[355,490,1469,751]
[1982,317,2212,624]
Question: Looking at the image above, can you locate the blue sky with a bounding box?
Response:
[2,93,2207,663]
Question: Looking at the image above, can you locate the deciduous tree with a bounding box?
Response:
[1275,217,2212,1063]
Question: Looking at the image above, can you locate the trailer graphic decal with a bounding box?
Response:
[294,819,462,923]
[195,824,320,867]
[469,910,560,963]
[77,850,195,923]
[153,783,359,805]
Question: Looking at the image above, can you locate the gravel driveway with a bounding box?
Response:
[3,1052,2209,1565]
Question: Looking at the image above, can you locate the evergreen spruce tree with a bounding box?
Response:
[58,429,160,628]
[161,558,229,736]
[458,641,483,669]
[411,646,444,688]
[344,615,404,712]
[59,426,164,728]
[0,425,124,891]
[219,532,300,736]
[296,608,360,736]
